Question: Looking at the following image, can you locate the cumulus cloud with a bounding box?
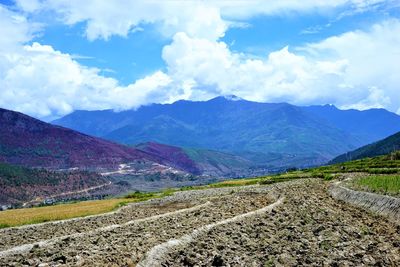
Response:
[1,1,400,119]
[15,0,389,41]
[0,6,38,52]
[161,18,400,112]
[27,0,226,41]
[162,34,349,104]
[0,8,174,119]
[0,42,173,118]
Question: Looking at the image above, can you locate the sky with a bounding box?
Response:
[0,0,399,120]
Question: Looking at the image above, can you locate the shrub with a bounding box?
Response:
[389,151,400,160]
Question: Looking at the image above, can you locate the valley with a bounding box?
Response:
[1,98,400,267]
[0,154,399,266]
[53,97,400,168]
[2,2,400,266]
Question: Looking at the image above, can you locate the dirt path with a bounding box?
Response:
[0,179,399,266]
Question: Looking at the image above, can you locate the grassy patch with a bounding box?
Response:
[0,189,177,228]
[124,191,158,200]
[0,223,10,229]
[0,197,146,228]
[353,175,400,196]
[209,178,261,188]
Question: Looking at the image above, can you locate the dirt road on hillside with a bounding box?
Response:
[0,179,399,266]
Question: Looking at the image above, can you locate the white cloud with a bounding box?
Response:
[0,6,38,52]
[304,18,400,110]
[1,1,399,119]
[0,7,174,119]
[0,42,173,118]
[160,18,400,112]
[15,0,390,41]
[15,0,42,13]
[30,0,226,41]
[162,34,349,104]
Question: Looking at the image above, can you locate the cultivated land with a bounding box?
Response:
[0,191,165,228]
[0,153,399,266]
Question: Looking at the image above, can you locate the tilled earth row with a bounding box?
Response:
[1,179,399,267]
[0,202,193,252]
[0,185,265,252]
[160,179,400,266]
[0,187,274,266]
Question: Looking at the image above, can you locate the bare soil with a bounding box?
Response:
[0,179,399,266]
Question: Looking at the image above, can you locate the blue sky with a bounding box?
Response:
[0,0,399,119]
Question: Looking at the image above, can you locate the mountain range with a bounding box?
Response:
[3,96,400,206]
[0,108,260,205]
[54,96,400,167]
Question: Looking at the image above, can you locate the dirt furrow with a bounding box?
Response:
[160,180,400,266]
[0,190,273,266]
[138,197,284,266]
[0,201,194,251]
[0,201,211,259]
[0,185,272,251]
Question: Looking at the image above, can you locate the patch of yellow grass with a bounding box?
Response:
[0,198,135,228]
[210,178,261,187]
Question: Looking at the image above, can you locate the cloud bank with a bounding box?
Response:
[0,1,399,119]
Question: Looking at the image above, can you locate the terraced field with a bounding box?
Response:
[0,178,399,266]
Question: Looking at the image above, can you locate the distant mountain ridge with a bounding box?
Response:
[53,96,400,167]
[304,105,400,144]
[330,131,400,164]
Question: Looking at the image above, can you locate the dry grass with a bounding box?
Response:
[0,198,135,228]
[209,178,261,187]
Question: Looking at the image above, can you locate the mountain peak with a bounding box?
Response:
[209,95,244,102]
[224,95,243,101]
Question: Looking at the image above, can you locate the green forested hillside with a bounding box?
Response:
[331,132,400,164]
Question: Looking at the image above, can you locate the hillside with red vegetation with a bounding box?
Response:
[0,108,163,171]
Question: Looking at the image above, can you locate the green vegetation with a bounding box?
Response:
[353,175,400,196]
[124,189,174,201]
[331,132,400,164]
[310,151,400,175]
[0,162,61,186]
[0,223,10,229]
